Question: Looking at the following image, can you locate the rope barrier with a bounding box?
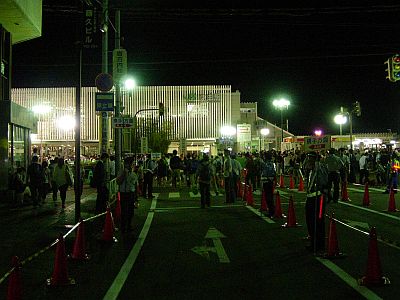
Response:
[0,179,119,285]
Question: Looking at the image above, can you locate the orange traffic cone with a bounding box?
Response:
[71,219,90,260]
[325,214,345,258]
[363,182,370,207]
[341,181,350,202]
[283,195,298,227]
[260,189,268,212]
[246,185,255,207]
[387,189,398,212]
[47,234,75,286]
[298,176,304,192]
[274,191,284,218]
[7,256,22,300]
[102,209,117,242]
[114,193,121,226]
[358,227,390,286]
[279,174,285,188]
[289,175,295,189]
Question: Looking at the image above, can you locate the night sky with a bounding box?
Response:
[11,1,400,136]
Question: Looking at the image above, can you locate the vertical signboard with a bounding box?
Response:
[82,2,100,49]
[112,49,127,82]
[236,124,252,142]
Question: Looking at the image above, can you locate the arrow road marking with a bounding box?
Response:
[192,227,230,263]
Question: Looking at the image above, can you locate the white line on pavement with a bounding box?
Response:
[316,257,383,300]
[103,198,158,300]
[339,201,400,221]
[245,205,275,224]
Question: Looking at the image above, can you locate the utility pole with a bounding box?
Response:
[100,0,109,154]
[114,9,122,175]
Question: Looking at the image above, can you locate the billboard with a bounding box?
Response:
[304,135,331,152]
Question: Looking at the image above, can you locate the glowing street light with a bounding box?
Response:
[220,125,236,137]
[124,77,136,90]
[57,115,76,131]
[314,130,322,136]
[272,98,290,149]
[260,128,270,151]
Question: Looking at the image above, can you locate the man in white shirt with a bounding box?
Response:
[359,152,368,184]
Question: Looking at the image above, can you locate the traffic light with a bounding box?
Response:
[392,55,400,81]
[158,102,164,117]
[353,101,361,117]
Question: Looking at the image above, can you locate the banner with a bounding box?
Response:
[83,2,101,49]
[304,135,331,152]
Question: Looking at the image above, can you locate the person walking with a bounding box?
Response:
[40,160,51,205]
[197,154,212,208]
[26,155,44,213]
[260,151,276,218]
[231,154,242,199]
[116,157,138,233]
[93,153,110,214]
[52,157,73,209]
[359,152,369,185]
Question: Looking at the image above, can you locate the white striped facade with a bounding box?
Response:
[11,85,234,143]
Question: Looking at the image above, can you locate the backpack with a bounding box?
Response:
[261,161,276,178]
[199,163,211,182]
[28,163,44,186]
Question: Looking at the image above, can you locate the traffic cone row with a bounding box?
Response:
[279,174,285,188]
[274,191,284,218]
[283,195,298,228]
[260,189,268,212]
[341,181,349,201]
[102,208,117,242]
[47,234,75,286]
[298,176,304,192]
[245,184,255,207]
[7,256,22,300]
[358,227,390,286]
[289,175,295,189]
[387,189,398,212]
[324,214,345,259]
[71,219,90,261]
[363,182,370,207]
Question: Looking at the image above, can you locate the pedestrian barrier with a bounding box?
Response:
[71,219,90,261]
[279,174,285,188]
[282,195,298,228]
[387,189,398,212]
[297,176,304,192]
[324,213,345,259]
[260,189,268,212]
[289,175,295,189]
[273,191,284,218]
[47,234,75,286]
[7,256,21,300]
[341,181,350,202]
[363,182,370,207]
[245,184,254,207]
[358,227,390,286]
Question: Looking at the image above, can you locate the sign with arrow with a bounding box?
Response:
[191,227,230,263]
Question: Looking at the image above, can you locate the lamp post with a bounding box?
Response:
[32,104,52,162]
[220,125,236,151]
[260,128,270,151]
[273,98,290,150]
[334,109,347,148]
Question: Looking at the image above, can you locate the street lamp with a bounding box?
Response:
[220,125,236,151]
[32,104,52,162]
[260,128,270,151]
[334,108,353,150]
[272,98,290,149]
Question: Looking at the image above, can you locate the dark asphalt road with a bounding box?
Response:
[0,179,399,299]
